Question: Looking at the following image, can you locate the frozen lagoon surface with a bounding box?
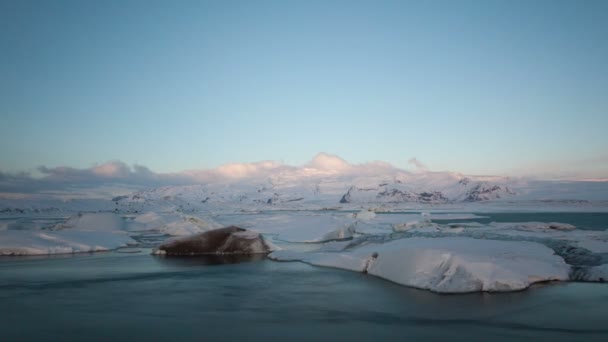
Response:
[1,210,608,340]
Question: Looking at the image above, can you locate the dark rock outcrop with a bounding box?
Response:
[463,183,515,202]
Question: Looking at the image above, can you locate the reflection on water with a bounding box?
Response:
[153,253,267,267]
[1,251,607,341]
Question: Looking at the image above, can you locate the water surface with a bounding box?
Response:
[1,251,607,341]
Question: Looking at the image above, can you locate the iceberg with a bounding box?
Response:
[154,226,273,255]
[270,237,570,293]
[0,230,135,256]
[127,212,222,236]
[233,214,357,243]
[54,212,126,232]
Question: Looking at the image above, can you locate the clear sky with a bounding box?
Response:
[1,0,607,177]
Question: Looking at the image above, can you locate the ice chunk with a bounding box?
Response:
[478,222,608,254]
[0,230,135,256]
[354,210,376,220]
[573,264,608,282]
[239,214,357,243]
[268,250,373,273]
[576,239,608,253]
[54,213,126,232]
[269,237,570,293]
[393,220,441,233]
[160,216,222,236]
[128,212,222,236]
[490,221,576,231]
[278,221,356,243]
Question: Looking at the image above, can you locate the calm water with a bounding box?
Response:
[440,212,608,230]
[1,211,608,341]
[1,250,607,341]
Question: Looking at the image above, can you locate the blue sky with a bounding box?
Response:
[1,0,607,177]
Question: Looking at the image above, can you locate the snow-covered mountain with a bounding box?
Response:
[2,153,607,214]
[110,159,518,212]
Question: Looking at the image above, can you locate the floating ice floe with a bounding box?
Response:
[489,221,577,231]
[393,220,441,233]
[353,209,376,220]
[573,264,608,282]
[127,212,222,236]
[270,237,570,293]
[232,214,357,243]
[53,212,126,232]
[0,230,135,256]
[0,213,136,255]
[471,222,608,254]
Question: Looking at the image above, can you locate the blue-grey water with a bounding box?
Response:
[1,212,608,341]
[1,253,607,341]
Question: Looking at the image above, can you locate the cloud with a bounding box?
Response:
[305,153,352,173]
[7,152,604,199]
[0,153,412,198]
[0,161,194,197]
[408,158,428,171]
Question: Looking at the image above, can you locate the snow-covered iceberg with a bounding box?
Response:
[0,212,136,255]
[270,237,570,293]
[0,230,135,256]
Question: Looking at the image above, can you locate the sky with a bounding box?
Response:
[1,0,607,179]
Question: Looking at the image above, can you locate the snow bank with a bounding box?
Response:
[269,237,570,293]
[0,230,135,256]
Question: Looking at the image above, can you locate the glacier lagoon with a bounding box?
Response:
[1,210,608,340]
[1,249,607,341]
